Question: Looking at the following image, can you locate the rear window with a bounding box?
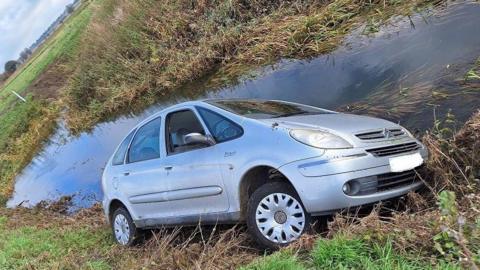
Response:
[207,100,331,119]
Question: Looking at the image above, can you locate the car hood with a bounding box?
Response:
[259,113,405,146]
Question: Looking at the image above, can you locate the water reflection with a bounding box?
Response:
[8,1,480,208]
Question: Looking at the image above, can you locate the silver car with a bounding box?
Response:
[102,99,427,248]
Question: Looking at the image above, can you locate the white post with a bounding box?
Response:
[11,91,27,102]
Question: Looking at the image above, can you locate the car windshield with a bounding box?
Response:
[206,100,332,119]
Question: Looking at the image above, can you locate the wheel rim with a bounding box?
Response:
[114,214,130,245]
[255,193,305,244]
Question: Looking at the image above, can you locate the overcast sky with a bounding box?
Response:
[0,0,72,72]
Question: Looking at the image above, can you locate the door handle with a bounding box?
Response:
[123,172,130,176]
[164,166,173,171]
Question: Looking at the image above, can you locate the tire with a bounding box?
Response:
[246,182,310,250]
[111,207,141,246]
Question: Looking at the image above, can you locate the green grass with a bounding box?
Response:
[465,57,480,81]
[239,251,307,270]
[0,4,92,109]
[0,216,7,226]
[0,0,476,269]
[0,222,112,269]
[0,97,41,152]
[84,260,112,270]
[0,0,450,197]
[0,2,91,197]
[0,98,46,194]
[0,206,467,270]
[0,98,58,197]
[241,235,461,270]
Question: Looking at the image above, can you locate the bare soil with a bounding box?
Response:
[27,63,68,100]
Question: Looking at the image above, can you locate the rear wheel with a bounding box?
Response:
[111,207,141,246]
[246,182,310,249]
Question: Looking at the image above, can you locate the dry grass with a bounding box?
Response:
[423,111,480,196]
[64,0,445,132]
[0,2,92,197]
[326,110,480,268]
[0,203,261,269]
[2,0,478,268]
[112,226,258,270]
[2,105,478,270]
[0,104,58,198]
[0,0,448,198]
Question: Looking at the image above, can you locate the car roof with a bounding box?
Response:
[135,100,203,126]
[133,98,295,129]
[133,99,241,128]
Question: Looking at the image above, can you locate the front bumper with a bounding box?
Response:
[278,144,428,215]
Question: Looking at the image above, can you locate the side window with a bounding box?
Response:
[166,110,206,154]
[112,129,136,166]
[128,117,161,163]
[197,107,243,143]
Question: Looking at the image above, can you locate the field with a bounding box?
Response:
[0,2,92,197]
[0,0,451,198]
[0,0,479,269]
[0,3,91,107]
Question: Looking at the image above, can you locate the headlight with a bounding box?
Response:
[290,129,353,149]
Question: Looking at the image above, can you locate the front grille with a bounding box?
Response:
[377,170,417,192]
[352,169,420,196]
[356,129,405,140]
[366,142,420,157]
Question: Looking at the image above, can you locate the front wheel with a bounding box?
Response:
[246,182,310,249]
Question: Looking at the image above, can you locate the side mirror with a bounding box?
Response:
[184,133,215,146]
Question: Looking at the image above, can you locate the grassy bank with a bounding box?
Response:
[0,0,448,198]
[0,206,462,270]
[1,110,478,269]
[64,0,445,132]
[0,2,92,197]
[0,204,257,269]
[0,101,58,197]
[242,236,459,270]
[0,2,92,107]
[0,0,478,268]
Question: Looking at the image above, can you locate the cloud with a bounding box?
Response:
[0,0,72,72]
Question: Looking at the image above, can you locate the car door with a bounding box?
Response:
[108,128,136,200]
[115,116,170,220]
[160,106,229,219]
[195,105,245,209]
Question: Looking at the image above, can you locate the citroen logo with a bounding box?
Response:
[382,128,392,139]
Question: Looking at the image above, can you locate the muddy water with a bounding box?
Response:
[7,2,480,208]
